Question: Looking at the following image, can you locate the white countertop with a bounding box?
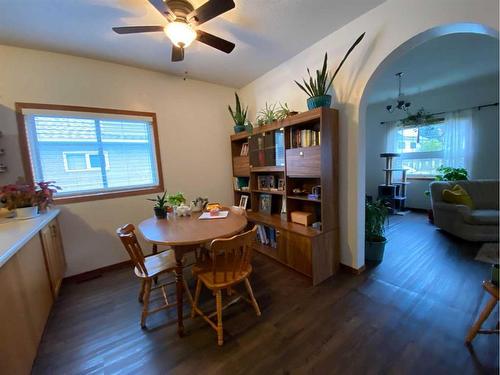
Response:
[0,209,60,267]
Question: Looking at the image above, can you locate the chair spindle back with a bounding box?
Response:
[209,226,258,284]
[117,224,148,276]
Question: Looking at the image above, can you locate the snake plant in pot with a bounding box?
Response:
[228,92,248,133]
[148,192,168,219]
[365,199,389,262]
[295,32,365,110]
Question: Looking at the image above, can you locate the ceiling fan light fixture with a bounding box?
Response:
[165,21,197,48]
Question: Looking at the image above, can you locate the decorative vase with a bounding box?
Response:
[245,123,253,134]
[307,95,332,110]
[154,207,167,219]
[233,124,246,133]
[16,206,39,219]
[365,239,387,262]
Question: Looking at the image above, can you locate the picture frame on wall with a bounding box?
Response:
[239,194,249,210]
[259,194,272,215]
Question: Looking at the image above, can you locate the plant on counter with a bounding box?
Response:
[147,191,169,219]
[0,181,60,218]
[295,32,366,110]
[228,92,248,134]
[365,199,389,262]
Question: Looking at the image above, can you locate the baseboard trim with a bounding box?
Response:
[64,260,132,284]
[340,264,366,275]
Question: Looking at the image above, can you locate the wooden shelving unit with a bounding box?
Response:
[229,107,339,285]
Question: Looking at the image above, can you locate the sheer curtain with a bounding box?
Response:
[443,109,473,174]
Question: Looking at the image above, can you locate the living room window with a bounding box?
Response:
[387,109,472,177]
[16,103,164,203]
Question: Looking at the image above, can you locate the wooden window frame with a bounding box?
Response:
[16,102,164,204]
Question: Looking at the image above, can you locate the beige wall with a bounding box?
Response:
[238,0,499,269]
[0,45,235,276]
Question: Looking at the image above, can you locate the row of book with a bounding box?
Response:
[256,224,277,249]
[290,129,320,148]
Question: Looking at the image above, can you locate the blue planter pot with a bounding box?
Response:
[365,239,387,262]
[233,124,246,133]
[307,95,332,110]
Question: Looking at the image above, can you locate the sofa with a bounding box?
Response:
[430,180,499,242]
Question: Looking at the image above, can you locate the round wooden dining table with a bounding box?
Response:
[138,208,247,336]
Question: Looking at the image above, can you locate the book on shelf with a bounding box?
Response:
[290,129,320,148]
[256,224,278,249]
[240,142,249,156]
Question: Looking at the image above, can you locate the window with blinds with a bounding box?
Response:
[18,104,163,201]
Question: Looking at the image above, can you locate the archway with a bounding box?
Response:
[357,22,499,266]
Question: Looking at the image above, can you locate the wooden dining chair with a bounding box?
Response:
[117,224,193,329]
[465,281,499,344]
[191,226,261,346]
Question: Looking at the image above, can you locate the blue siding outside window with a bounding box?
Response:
[25,114,160,197]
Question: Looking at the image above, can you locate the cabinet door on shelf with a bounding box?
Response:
[40,219,66,298]
[286,146,321,177]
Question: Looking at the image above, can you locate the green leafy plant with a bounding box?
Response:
[256,102,278,125]
[365,200,389,242]
[228,92,248,126]
[276,102,292,120]
[295,33,366,98]
[166,192,186,207]
[147,191,168,209]
[435,166,468,181]
[424,166,469,196]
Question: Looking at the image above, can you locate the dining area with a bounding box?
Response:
[118,204,261,346]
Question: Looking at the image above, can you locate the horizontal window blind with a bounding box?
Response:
[24,112,160,198]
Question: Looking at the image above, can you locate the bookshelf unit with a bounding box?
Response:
[229,107,339,285]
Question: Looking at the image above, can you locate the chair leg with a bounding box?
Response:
[138,279,146,303]
[466,295,498,343]
[216,289,223,346]
[141,279,152,329]
[192,279,202,318]
[244,278,261,317]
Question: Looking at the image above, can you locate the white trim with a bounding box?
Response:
[62,151,110,172]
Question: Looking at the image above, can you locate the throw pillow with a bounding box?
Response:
[442,184,474,209]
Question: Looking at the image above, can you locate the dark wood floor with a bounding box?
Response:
[33,213,499,374]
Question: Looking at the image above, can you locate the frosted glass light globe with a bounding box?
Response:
[165,22,197,48]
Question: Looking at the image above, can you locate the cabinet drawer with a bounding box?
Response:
[233,156,250,176]
[286,146,320,177]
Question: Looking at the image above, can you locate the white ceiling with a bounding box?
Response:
[366,33,499,104]
[0,0,385,88]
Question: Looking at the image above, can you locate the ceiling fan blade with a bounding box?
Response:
[196,30,235,53]
[113,26,164,34]
[148,0,176,19]
[187,0,235,25]
[172,45,184,62]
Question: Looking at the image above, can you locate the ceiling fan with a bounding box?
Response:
[113,0,236,62]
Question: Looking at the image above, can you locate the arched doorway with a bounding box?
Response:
[357,22,499,266]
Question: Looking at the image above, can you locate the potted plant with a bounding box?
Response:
[0,181,60,219]
[256,102,278,126]
[276,102,298,120]
[166,192,186,209]
[228,92,248,134]
[295,32,366,110]
[365,199,389,262]
[424,166,468,222]
[147,192,168,219]
[191,197,208,212]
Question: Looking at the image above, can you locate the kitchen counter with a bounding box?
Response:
[0,208,60,267]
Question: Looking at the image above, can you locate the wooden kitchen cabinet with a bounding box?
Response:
[40,218,66,298]
[0,211,66,374]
